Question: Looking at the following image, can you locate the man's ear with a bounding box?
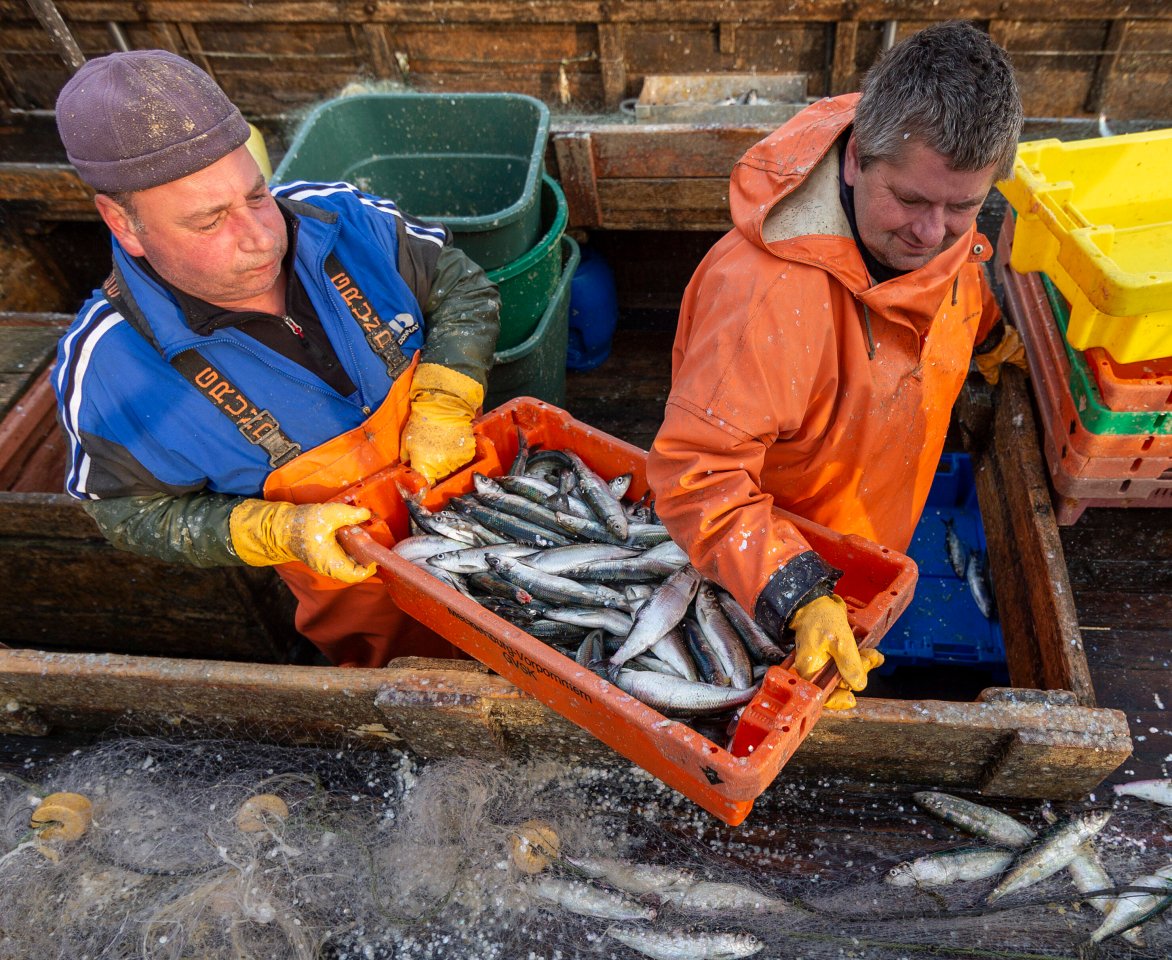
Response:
[94,194,146,257]
[843,133,860,188]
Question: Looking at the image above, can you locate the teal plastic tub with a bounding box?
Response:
[274,93,550,270]
[488,175,568,351]
[485,236,579,411]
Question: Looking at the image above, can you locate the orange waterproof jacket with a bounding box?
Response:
[646,94,999,636]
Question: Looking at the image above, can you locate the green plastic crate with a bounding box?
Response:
[1039,274,1171,436]
[274,93,550,270]
[485,236,579,410]
[488,174,568,351]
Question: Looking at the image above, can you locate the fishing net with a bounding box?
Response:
[1,735,1169,960]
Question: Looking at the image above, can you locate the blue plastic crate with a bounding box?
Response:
[878,453,1007,679]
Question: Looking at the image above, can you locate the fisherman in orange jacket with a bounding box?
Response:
[647,21,1027,708]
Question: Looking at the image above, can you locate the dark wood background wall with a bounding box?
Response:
[2,2,1170,120]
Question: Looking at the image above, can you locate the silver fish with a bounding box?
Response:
[452,496,572,547]
[639,539,690,569]
[943,517,967,578]
[567,855,693,896]
[885,847,1014,888]
[912,792,1036,848]
[662,879,790,913]
[528,876,655,921]
[608,473,633,500]
[1114,778,1172,806]
[605,926,763,960]
[545,606,633,635]
[1089,862,1172,944]
[524,543,639,576]
[566,450,629,540]
[391,534,466,562]
[614,670,759,716]
[681,617,731,687]
[965,549,995,619]
[695,585,754,689]
[715,589,786,665]
[428,542,537,573]
[576,629,605,668]
[609,566,702,670]
[987,809,1112,902]
[630,654,686,678]
[487,554,627,609]
[399,487,485,545]
[650,627,700,682]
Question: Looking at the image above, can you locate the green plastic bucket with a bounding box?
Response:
[274,93,550,270]
[488,175,568,351]
[485,236,580,411]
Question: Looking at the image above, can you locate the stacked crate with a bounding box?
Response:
[997,130,1172,525]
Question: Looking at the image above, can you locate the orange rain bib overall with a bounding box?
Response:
[261,354,463,667]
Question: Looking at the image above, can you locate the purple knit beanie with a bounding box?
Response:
[56,50,250,193]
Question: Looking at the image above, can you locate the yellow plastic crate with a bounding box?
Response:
[997,128,1172,363]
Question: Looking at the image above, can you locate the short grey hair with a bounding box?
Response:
[853,21,1023,181]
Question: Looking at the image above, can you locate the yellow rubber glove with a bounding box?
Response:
[823,649,885,710]
[229,499,376,583]
[790,594,871,690]
[974,324,1028,386]
[400,363,484,484]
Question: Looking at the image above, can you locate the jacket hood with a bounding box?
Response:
[730,94,860,254]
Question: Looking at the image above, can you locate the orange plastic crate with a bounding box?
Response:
[997,219,1172,475]
[1087,347,1172,414]
[336,398,917,825]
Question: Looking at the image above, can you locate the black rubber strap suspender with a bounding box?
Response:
[102,266,303,469]
[324,252,418,381]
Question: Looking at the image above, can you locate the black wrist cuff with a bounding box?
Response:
[753,550,842,641]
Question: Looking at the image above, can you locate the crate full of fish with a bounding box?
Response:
[337,398,918,825]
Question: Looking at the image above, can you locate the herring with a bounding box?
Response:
[528,876,655,921]
[885,847,1014,888]
[566,854,694,896]
[613,670,759,716]
[912,792,1036,848]
[605,926,763,960]
[1113,778,1172,806]
[987,809,1112,902]
[662,879,791,913]
[1088,861,1172,944]
[609,566,702,671]
[487,554,627,609]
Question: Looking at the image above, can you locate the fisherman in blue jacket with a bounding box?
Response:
[52,50,500,667]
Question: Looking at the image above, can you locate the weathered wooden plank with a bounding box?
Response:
[10,3,1172,24]
[564,122,773,179]
[553,131,602,228]
[830,19,859,96]
[0,367,55,487]
[0,646,1131,799]
[596,21,628,108]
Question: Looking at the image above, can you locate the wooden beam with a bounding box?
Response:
[16,3,1172,25]
[596,21,628,108]
[25,0,86,72]
[830,19,858,96]
[0,647,1131,799]
[552,131,602,228]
